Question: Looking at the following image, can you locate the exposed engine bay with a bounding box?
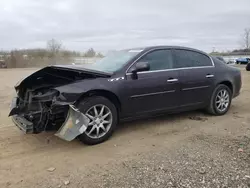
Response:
[9,65,111,141]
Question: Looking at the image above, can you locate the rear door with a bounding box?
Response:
[173,49,215,106]
[121,49,180,117]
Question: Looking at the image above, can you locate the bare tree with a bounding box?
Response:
[85,48,96,57]
[242,28,250,49]
[47,39,62,56]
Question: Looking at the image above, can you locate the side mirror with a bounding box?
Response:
[130,62,150,80]
[131,62,150,74]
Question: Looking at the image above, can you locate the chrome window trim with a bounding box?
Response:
[126,65,214,75]
[125,48,215,75]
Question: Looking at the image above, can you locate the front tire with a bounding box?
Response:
[77,96,118,145]
[207,84,232,116]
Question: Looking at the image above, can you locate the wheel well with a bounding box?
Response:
[219,81,233,93]
[78,90,121,113]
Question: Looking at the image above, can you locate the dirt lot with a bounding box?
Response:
[0,67,250,188]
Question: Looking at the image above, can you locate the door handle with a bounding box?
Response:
[167,78,178,83]
[206,74,214,78]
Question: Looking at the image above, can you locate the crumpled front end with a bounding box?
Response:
[8,65,110,141]
[9,91,90,141]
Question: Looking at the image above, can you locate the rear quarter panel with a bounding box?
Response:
[213,58,241,97]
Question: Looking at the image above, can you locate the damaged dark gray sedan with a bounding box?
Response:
[9,46,242,145]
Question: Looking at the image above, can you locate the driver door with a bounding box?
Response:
[121,49,180,117]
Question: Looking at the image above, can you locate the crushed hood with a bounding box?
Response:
[15,65,112,91]
[51,65,113,76]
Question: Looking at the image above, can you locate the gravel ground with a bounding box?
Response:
[96,135,250,188]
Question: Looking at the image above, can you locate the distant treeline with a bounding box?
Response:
[0,48,104,59]
[0,39,104,69]
[210,48,250,56]
[0,48,104,68]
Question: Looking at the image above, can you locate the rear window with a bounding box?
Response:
[173,49,213,68]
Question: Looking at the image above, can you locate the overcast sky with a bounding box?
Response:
[0,0,250,53]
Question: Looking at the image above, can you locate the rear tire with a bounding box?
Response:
[206,84,232,116]
[246,63,250,71]
[77,96,118,145]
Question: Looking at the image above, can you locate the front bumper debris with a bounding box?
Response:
[55,105,90,141]
[10,97,34,133]
[10,96,90,141]
[12,115,34,133]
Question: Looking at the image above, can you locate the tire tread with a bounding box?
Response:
[206,84,232,116]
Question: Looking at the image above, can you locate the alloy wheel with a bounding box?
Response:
[215,89,230,112]
[85,104,113,139]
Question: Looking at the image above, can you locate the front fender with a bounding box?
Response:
[54,79,109,104]
[54,84,86,104]
[53,81,112,141]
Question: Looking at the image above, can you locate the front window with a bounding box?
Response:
[135,49,173,71]
[83,49,143,73]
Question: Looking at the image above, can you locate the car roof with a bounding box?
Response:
[124,45,209,56]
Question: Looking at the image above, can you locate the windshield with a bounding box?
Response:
[83,49,143,73]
